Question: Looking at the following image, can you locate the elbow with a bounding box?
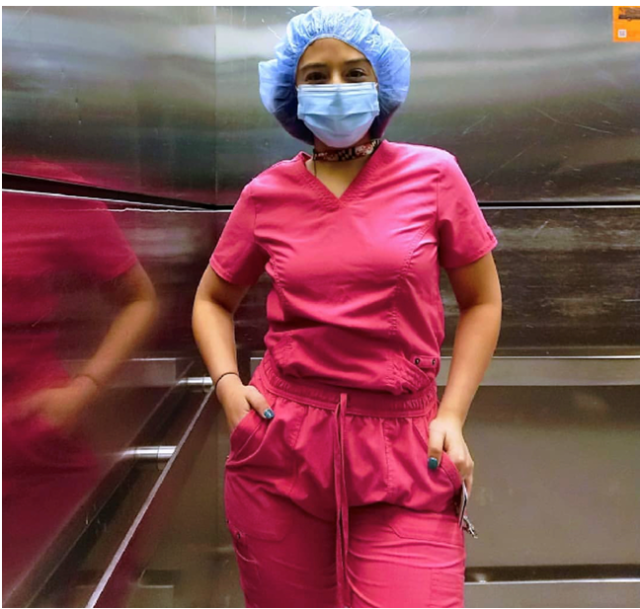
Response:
[138,274,160,326]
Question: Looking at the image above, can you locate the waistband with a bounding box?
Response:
[252,350,439,418]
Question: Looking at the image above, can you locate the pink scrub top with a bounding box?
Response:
[210,139,498,395]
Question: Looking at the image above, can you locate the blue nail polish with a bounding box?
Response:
[428,457,439,470]
[264,408,275,420]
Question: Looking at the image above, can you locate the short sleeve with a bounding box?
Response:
[436,153,498,269]
[62,201,138,281]
[210,181,268,285]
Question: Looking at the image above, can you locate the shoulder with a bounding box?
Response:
[386,142,471,187]
[384,140,456,167]
[248,153,305,191]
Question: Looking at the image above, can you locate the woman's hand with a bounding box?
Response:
[216,375,275,433]
[19,376,100,436]
[428,411,475,496]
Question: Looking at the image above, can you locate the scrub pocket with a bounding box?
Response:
[414,414,465,492]
[224,382,304,541]
[228,409,263,462]
[382,413,463,520]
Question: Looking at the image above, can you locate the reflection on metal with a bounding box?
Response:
[2,187,161,607]
[64,358,194,388]
[121,446,176,462]
[1,361,196,609]
[86,387,216,608]
[2,6,639,203]
[67,358,214,390]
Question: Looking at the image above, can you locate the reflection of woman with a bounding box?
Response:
[2,191,158,598]
[193,6,501,607]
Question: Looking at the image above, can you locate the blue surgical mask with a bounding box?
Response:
[296,82,380,148]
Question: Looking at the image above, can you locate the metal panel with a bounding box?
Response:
[86,388,216,608]
[461,385,640,567]
[21,387,214,608]
[444,206,640,352]
[2,188,209,606]
[252,355,640,386]
[3,6,639,203]
[466,580,640,608]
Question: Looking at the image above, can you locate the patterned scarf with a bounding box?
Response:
[312,138,383,162]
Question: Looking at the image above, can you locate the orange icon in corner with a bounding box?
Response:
[613,6,640,41]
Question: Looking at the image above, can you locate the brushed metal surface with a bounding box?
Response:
[252,355,640,386]
[3,6,639,203]
[24,389,209,609]
[466,580,640,608]
[63,359,193,388]
[86,387,216,608]
[463,385,640,568]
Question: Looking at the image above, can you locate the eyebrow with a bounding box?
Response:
[299,58,370,71]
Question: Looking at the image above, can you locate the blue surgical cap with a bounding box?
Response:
[258,6,411,145]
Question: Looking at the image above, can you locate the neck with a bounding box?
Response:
[312,133,373,153]
[306,138,381,178]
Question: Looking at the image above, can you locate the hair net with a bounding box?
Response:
[258,6,411,145]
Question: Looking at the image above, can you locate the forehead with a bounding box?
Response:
[297,38,370,69]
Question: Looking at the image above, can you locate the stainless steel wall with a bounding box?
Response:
[3,6,639,204]
[3,6,639,609]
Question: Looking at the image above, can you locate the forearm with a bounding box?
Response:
[437,302,501,426]
[192,297,243,397]
[79,297,158,386]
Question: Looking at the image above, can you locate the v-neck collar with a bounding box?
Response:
[295,139,390,208]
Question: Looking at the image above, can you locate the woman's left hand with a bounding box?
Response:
[18,376,99,436]
[428,412,474,497]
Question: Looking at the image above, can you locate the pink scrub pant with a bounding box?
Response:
[224,351,466,608]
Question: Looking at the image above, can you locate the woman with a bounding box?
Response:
[193,6,502,608]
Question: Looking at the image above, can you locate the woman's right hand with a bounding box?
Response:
[216,374,275,433]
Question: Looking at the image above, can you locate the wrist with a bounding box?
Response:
[72,373,101,394]
[215,372,243,401]
[436,404,466,427]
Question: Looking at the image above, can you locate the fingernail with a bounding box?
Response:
[264,408,275,420]
[428,457,439,470]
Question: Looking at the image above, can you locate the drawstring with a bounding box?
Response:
[334,393,350,608]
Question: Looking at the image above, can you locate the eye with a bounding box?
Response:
[305,71,327,83]
[346,68,368,80]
